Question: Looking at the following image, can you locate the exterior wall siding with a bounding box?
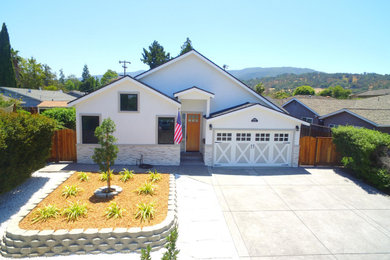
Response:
[77,144,180,166]
[322,112,375,129]
[283,100,319,124]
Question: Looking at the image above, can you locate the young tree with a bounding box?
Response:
[179,37,193,55]
[92,118,119,191]
[0,23,17,88]
[293,85,315,96]
[100,69,118,86]
[162,226,180,260]
[254,82,265,95]
[141,40,171,69]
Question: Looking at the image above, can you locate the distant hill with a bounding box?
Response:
[243,72,390,93]
[228,67,317,80]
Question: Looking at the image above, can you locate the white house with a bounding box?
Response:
[68,50,308,167]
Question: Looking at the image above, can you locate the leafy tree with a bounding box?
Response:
[43,85,57,90]
[42,64,56,86]
[19,57,45,89]
[41,107,76,129]
[59,69,65,85]
[11,48,22,86]
[64,79,75,91]
[179,37,193,55]
[0,23,17,88]
[100,69,118,86]
[254,82,265,95]
[66,75,81,90]
[92,118,119,191]
[141,40,171,69]
[271,89,292,99]
[293,85,315,96]
[319,85,352,99]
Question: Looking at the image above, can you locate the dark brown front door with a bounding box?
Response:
[186,113,200,151]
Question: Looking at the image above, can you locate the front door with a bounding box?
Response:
[186,113,200,151]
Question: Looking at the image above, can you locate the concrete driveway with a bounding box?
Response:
[211,167,390,259]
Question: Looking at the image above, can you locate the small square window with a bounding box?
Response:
[120,93,138,111]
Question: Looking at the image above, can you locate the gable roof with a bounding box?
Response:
[68,76,180,107]
[205,102,309,125]
[0,87,75,102]
[38,101,69,108]
[135,49,283,113]
[174,86,215,98]
[353,88,390,98]
[282,95,390,126]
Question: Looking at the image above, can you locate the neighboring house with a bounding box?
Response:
[282,95,390,133]
[68,50,308,167]
[67,90,86,98]
[0,87,75,113]
[351,88,390,98]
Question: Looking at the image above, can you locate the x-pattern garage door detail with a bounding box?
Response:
[214,131,292,166]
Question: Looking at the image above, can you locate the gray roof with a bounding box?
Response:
[0,87,75,102]
[283,95,390,126]
[207,102,255,118]
[354,88,390,98]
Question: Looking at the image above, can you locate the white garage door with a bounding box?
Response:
[213,130,293,166]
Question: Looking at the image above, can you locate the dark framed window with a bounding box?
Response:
[82,116,99,144]
[158,117,175,144]
[120,93,138,111]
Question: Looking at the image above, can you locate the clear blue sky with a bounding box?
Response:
[1,0,389,77]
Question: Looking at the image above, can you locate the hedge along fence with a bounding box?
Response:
[332,126,390,193]
[0,111,57,194]
[41,107,76,130]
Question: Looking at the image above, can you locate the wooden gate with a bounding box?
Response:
[49,129,77,162]
[299,136,340,166]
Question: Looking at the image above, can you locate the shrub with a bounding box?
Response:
[119,168,134,182]
[105,202,125,219]
[332,126,390,192]
[293,85,315,96]
[62,201,88,222]
[0,111,56,194]
[162,226,180,260]
[148,169,162,182]
[135,201,155,222]
[62,184,82,198]
[31,204,60,224]
[41,107,76,129]
[137,181,156,195]
[78,172,89,182]
[140,245,152,260]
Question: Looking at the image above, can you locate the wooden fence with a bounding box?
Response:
[299,136,341,166]
[300,124,332,137]
[49,129,77,162]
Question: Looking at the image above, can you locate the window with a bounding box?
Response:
[158,117,174,144]
[274,133,289,142]
[216,133,232,141]
[236,133,251,141]
[120,93,138,111]
[255,133,270,142]
[302,117,313,124]
[81,116,99,144]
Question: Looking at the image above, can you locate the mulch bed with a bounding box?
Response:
[19,171,169,230]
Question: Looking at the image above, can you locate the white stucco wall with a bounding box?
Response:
[137,53,270,113]
[74,78,179,145]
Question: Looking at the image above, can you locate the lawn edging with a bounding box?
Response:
[0,173,177,258]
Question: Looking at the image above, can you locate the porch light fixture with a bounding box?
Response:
[209,124,212,130]
[251,118,258,122]
[296,125,300,131]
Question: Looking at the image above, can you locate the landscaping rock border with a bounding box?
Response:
[0,172,177,258]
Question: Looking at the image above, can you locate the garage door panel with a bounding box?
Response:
[214,130,292,166]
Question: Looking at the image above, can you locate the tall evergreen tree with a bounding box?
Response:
[59,69,65,85]
[80,65,94,92]
[141,41,171,69]
[81,64,91,82]
[179,37,193,55]
[0,23,16,87]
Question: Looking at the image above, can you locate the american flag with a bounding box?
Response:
[174,111,183,144]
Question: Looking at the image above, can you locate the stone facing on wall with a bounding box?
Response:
[292,145,300,167]
[203,144,213,166]
[0,174,177,258]
[77,144,180,166]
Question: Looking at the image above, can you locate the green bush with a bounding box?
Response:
[0,111,56,194]
[41,107,76,129]
[332,126,390,192]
